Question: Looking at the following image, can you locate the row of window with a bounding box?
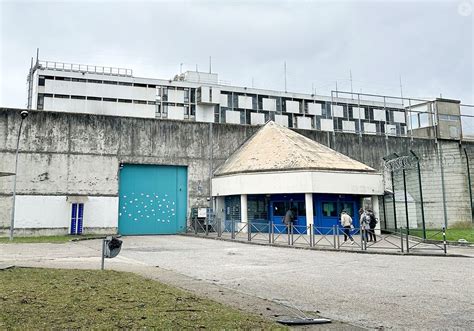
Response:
[36,93,155,110]
[38,75,156,88]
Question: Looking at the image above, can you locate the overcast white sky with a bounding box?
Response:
[0,0,473,108]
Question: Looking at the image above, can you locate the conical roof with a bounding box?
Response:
[214,121,375,176]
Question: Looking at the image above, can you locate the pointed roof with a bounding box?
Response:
[214,121,375,176]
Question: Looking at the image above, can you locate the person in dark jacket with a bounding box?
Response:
[283,207,297,233]
[367,209,377,242]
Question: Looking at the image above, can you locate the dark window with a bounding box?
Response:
[43,93,53,97]
[87,96,101,101]
[118,81,132,86]
[103,97,117,102]
[118,99,132,103]
[103,80,118,85]
[133,100,147,104]
[37,94,44,110]
[272,202,286,217]
[38,76,45,86]
[87,79,102,84]
[133,83,147,88]
[44,75,54,80]
[147,101,156,105]
[322,202,337,217]
[71,95,86,100]
[54,94,69,99]
[55,76,65,81]
[147,84,156,88]
[71,78,86,82]
[70,203,84,235]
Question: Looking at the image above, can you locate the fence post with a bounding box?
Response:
[291,224,294,246]
[406,228,410,253]
[287,224,291,245]
[268,221,272,244]
[248,220,251,241]
[194,217,197,235]
[231,219,235,239]
[271,221,274,244]
[205,217,209,236]
[333,225,337,249]
[336,226,340,249]
[360,228,364,250]
[443,226,447,254]
[400,227,404,253]
[309,224,313,247]
[217,218,222,237]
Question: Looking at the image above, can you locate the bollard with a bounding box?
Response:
[443,227,447,254]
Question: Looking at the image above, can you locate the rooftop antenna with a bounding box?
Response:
[399,75,404,106]
[350,69,353,99]
[284,61,287,92]
[36,48,39,65]
[335,81,339,98]
[209,56,212,74]
[196,64,198,72]
[180,63,183,74]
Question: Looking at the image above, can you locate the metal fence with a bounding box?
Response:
[187,218,447,255]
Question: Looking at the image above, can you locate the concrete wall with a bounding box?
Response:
[1,108,472,234]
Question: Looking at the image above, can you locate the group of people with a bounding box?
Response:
[340,208,378,244]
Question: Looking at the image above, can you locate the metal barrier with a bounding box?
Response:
[186,221,448,255]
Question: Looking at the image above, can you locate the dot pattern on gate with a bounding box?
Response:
[118,192,176,224]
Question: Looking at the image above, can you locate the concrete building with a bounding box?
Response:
[212,121,384,234]
[28,59,415,136]
[0,108,472,236]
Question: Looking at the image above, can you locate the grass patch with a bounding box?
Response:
[0,235,103,244]
[409,228,473,243]
[0,268,281,329]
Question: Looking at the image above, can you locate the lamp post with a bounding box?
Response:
[10,110,29,241]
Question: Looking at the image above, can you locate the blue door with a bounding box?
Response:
[315,197,358,233]
[270,199,307,234]
[118,164,187,235]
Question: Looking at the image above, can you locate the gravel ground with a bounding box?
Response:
[1,235,473,329]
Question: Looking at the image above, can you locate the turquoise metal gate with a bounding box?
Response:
[118,164,187,235]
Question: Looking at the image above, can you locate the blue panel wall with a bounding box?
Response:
[118,164,187,235]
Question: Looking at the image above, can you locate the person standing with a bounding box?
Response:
[359,208,370,242]
[283,207,296,233]
[340,210,354,244]
[367,209,378,242]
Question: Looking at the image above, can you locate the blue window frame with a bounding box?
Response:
[70,203,84,235]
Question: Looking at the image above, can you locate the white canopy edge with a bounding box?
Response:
[212,170,384,196]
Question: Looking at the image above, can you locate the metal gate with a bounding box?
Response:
[118,164,187,235]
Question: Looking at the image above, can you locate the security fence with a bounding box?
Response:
[187,218,447,255]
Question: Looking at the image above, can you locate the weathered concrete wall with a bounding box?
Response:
[0,108,472,233]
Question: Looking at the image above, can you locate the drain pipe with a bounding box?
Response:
[464,148,473,222]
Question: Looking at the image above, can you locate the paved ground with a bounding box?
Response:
[1,235,473,330]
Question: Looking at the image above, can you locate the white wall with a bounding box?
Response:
[226,110,241,124]
[332,105,344,117]
[168,106,185,120]
[352,107,365,119]
[250,112,265,125]
[275,114,288,127]
[212,170,384,196]
[385,124,397,135]
[373,108,386,121]
[320,118,334,132]
[168,89,185,103]
[238,96,253,109]
[286,100,300,113]
[393,111,406,123]
[262,98,276,111]
[196,104,215,123]
[297,117,312,130]
[220,94,228,107]
[14,195,118,229]
[364,122,377,135]
[342,121,356,132]
[308,103,322,116]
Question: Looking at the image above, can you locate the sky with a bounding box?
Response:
[0,0,473,109]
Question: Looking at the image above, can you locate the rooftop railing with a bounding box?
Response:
[37,60,133,77]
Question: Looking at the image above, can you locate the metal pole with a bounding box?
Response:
[269,221,272,244]
[205,217,209,236]
[336,226,340,249]
[411,151,426,239]
[438,143,449,228]
[442,226,447,254]
[310,224,314,247]
[271,221,274,243]
[360,228,364,250]
[248,220,251,241]
[406,230,410,253]
[194,216,197,235]
[402,169,410,235]
[231,219,235,239]
[287,223,291,245]
[9,118,25,241]
[333,225,336,249]
[101,239,106,270]
[400,227,404,253]
[391,171,398,230]
[382,195,387,230]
